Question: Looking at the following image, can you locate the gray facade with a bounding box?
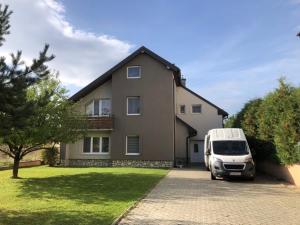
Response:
[62,46,228,167]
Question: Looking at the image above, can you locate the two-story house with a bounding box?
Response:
[60,46,228,168]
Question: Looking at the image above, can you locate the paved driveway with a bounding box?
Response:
[119,168,300,225]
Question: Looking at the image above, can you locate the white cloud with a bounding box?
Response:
[1,0,133,89]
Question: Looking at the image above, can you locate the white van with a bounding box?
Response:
[204,128,255,180]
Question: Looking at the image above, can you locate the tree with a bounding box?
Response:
[0,5,86,178]
[0,4,11,46]
[224,115,236,128]
[227,78,300,165]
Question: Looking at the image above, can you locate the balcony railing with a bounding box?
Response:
[87,116,114,130]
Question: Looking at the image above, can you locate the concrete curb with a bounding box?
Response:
[111,169,170,225]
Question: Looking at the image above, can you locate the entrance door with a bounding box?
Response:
[190,141,204,163]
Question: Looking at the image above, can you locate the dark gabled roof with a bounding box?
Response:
[70,46,181,101]
[69,45,228,117]
[181,85,228,117]
[176,116,197,137]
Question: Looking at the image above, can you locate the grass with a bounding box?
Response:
[0,166,168,225]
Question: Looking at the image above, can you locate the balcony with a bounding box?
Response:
[87,116,114,130]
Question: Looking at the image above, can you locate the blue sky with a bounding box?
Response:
[3,0,300,114]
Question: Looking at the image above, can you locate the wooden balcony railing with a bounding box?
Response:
[87,116,114,130]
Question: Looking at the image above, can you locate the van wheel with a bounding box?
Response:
[211,172,216,180]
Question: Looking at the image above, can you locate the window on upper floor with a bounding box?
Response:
[192,104,202,114]
[100,99,111,116]
[179,105,186,114]
[127,96,141,115]
[126,135,140,155]
[86,101,94,116]
[127,66,141,79]
[85,99,111,116]
[83,136,110,154]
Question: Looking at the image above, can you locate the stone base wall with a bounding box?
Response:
[68,159,112,167]
[112,160,173,168]
[63,159,173,168]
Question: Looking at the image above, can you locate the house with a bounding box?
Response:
[60,46,228,168]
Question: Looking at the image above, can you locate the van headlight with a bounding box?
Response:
[214,158,223,170]
[245,157,254,165]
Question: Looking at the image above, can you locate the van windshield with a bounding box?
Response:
[212,141,248,155]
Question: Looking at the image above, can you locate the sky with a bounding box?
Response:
[1,0,300,114]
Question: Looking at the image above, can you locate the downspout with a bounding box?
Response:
[186,136,189,165]
[173,77,176,167]
[186,131,196,166]
[176,116,197,167]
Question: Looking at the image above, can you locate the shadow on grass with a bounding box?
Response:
[19,172,163,204]
[0,209,115,225]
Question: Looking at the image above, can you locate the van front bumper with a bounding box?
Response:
[212,161,255,178]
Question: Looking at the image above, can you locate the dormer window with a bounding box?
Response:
[127,66,141,79]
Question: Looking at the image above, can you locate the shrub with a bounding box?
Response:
[42,147,59,167]
[226,78,300,165]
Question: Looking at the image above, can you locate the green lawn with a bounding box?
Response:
[0,166,168,225]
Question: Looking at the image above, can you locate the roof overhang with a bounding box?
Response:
[70,46,181,101]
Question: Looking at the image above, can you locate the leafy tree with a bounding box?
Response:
[240,99,262,137]
[0,5,86,178]
[227,78,300,165]
[224,115,236,128]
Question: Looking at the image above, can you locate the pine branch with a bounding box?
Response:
[0,4,12,46]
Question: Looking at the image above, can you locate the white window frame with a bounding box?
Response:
[127,66,141,79]
[179,104,186,114]
[100,136,110,154]
[191,104,202,114]
[126,135,140,155]
[99,98,111,116]
[85,100,94,116]
[83,136,110,154]
[127,96,141,116]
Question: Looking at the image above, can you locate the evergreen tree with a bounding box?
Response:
[0,4,86,178]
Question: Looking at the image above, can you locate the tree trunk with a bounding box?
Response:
[12,157,20,179]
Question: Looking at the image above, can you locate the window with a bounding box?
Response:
[180,105,185,114]
[126,136,140,155]
[93,137,100,153]
[83,137,110,154]
[100,99,111,116]
[102,137,110,153]
[83,137,91,153]
[192,104,202,113]
[85,101,94,116]
[194,143,199,153]
[85,99,111,116]
[127,97,140,115]
[127,66,141,79]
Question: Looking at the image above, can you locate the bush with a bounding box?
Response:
[42,147,59,167]
[226,78,300,165]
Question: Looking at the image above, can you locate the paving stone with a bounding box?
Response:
[118,168,300,225]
